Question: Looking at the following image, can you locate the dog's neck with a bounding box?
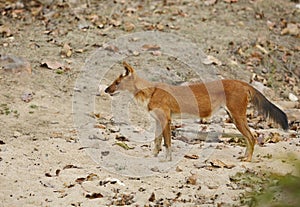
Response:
[133,76,155,108]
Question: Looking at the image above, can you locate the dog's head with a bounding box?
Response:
[105,61,137,95]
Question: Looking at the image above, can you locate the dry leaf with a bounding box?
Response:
[86,173,99,181]
[142,44,161,51]
[45,173,52,177]
[110,19,122,27]
[210,159,235,169]
[64,183,75,189]
[94,124,106,129]
[75,49,84,53]
[115,135,129,142]
[86,193,103,199]
[114,141,134,150]
[148,192,156,202]
[61,43,72,57]
[63,164,80,170]
[100,177,125,186]
[255,44,269,54]
[104,44,119,53]
[93,113,101,119]
[41,60,64,70]
[124,22,135,32]
[50,132,63,138]
[267,20,276,30]
[0,25,12,37]
[55,169,61,176]
[75,178,86,184]
[156,24,164,31]
[184,154,199,159]
[31,5,43,16]
[281,23,300,36]
[112,193,134,205]
[264,132,282,143]
[75,177,86,184]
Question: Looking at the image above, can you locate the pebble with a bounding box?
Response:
[13,131,22,138]
[109,126,120,133]
[288,93,298,102]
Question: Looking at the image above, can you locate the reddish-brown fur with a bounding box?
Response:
[105,62,288,162]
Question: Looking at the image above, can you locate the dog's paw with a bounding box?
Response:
[153,146,162,157]
[238,155,252,162]
[165,148,172,161]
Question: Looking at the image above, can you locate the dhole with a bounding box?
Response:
[105,61,288,162]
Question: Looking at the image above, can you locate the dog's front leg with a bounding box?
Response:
[151,110,164,157]
[151,108,171,161]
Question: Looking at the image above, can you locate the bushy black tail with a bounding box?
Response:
[251,88,288,130]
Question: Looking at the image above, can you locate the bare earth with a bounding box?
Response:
[0,0,299,206]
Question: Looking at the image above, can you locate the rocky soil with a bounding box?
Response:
[0,0,299,206]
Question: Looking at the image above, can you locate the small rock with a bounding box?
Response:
[202,55,222,66]
[186,173,197,185]
[289,93,298,102]
[78,20,90,30]
[13,131,22,138]
[21,91,34,102]
[101,151,110,156]
[151,50,161,56]
[132,51,140,56]
[176,166,183,172]
[109,126,120,133]
[150,166,160,172]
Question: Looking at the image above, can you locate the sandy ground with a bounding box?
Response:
[0,0,299,206]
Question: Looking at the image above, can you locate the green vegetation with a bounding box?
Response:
[0,103,19,117]
[30,104,38,109]
[231,159,300,207]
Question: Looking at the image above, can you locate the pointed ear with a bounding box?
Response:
[123,61,135,75]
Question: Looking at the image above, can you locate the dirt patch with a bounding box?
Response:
[0,0,299,206]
